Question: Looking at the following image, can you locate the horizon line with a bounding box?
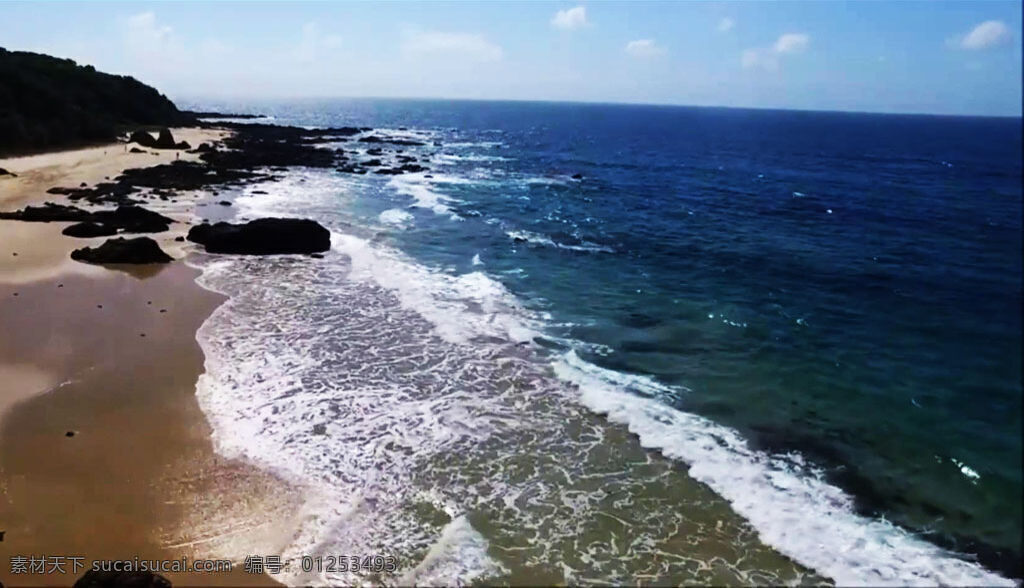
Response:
[174,94,1024,120]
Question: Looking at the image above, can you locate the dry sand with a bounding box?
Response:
[0,127,229,286]
[0,130,302,586]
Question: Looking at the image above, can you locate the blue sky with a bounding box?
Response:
[2,1,1021,115]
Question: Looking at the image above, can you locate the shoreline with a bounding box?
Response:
[0,129,301,586]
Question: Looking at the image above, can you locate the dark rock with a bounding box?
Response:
[571,173,584,180]
[129,147,146,154]
[71,237,173,264]
[195,142,216,153]
[362,159,383,167]
[187,218,331,255]
[218,201,232,206]
[337,164,366,174]
[155,128,177,149]
[358,135,425,146]
[129,128,177,149]
[175,141,191,150]
[0,202,93,222]
[309,253,325,259]
[251,190,268,195]
[66,431,75,437]
[0,167,15,177]
[184,110,266,120]
[128,130,156,147]
[62,222,118,238]
[174,236,184,242]
[79,182,87,187]
[374,168,402,175]
[399,163,429,173]
[73,569,172,588]
[313,423,327,435]
[92,206,174,233]
[366,148,384,156]
[46,181,139,205]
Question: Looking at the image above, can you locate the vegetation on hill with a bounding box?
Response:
[0,47,194,156]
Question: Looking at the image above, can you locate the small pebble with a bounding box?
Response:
[140,333,146,337]
[12,252,17,256]
[12,292,18,297]
[97,304,102,309]
[65,431,75,438]
[159,309,167,313]
[147,301,152,305]
[58,284,64,288]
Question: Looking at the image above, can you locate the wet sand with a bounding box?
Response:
[0,132,302,586]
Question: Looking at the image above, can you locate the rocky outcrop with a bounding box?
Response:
[71,237,173,264]
[74,569,172,588]
[184,110,266,119]
[129,128,180,150]
[187,218,331,255]
[0,202,93,222]
[357,135,425,146]
[92,205,174,233]
[0,203,172,233]
[62,221,118,238]
[0,167,15,177]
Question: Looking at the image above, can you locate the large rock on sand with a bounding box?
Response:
[62,221,118,238]
[187,218,331,255]
[92,205,174,233]
[0,204,172,233]
[129,128,179,150]
[71,237,173,264]
[0,202,93,222]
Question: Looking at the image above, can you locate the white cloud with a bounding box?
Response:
[119,12,187,74]
[294,22,342,63]
[402,31,504,62]
[551,6,588,30]
[717,18,735,33]
[625,39,666,58]
[958,20,1011,50]
[773,33,809,54]
[123,12,173,46]
[741,48,777,71]
[742,32,810,70]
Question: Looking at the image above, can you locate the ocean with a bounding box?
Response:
[182,99,1022,585]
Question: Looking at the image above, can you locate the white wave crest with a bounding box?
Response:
[553,351,1013,587]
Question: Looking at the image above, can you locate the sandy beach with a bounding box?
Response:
[0,129,301,586]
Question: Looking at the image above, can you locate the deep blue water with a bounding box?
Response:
[186,98,1023,578]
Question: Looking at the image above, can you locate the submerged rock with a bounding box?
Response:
[187,218,331,255]
[357,135,425,146]
[71,237,173,264]
[62,221,118,238]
